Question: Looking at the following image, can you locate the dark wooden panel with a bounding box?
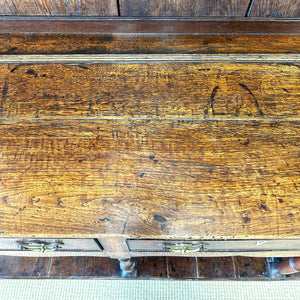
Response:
[1,34,299,55]
[0,62,299,119]
[0,0,117,16]
[1,19,299,34]
[250,0,300,17]
[119,0,249,16]
[0,119,300,239]
[85,257,120,277]
[167,257,196,278]
[49,257,85,277]
[198,257,235,278]
[0,255,272,279]
[0,256,50,278]
[234,257,266,278]
[135,257,167,277]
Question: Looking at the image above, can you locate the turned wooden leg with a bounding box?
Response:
[270,257,300,277]
[119,258,137,278]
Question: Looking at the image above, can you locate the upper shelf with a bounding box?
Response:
[0,18,299,55]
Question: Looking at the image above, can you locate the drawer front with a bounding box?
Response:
[127,239,300,253]
[0,238,103,253]
[127,239,165,252]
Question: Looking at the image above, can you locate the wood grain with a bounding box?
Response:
[1,19,298,55]
[0,256,50,277]
[119,0,250,16]
[85,257,120,276]
[1,34,299,55]
[135,257,167,277]
[197,257,235,278]
[167,257,196,278]
[250,0,300,17]
[0,18,299,248]
[1,19,298,34]
[49,257,85,277]
[0,0,117,16]
[0,119,300,238]
[0,62,299,119]
[234,257,266,278]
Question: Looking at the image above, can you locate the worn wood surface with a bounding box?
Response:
[0,62,299,119]
[0,19,299,244]
[1,19,298,55]
[0,0,117,16]
[119,0,250,16]
[251,0,300,17]
[0,119,300,238]
[1,34,299,55]
[0,0,299,17]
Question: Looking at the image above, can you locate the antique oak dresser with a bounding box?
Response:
[0,0,299,277]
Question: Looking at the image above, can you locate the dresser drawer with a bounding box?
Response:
[127,239,300,253]
[0,238,103,254]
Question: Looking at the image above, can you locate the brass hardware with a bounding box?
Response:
[164,242,209,253]
[17,241,64,253]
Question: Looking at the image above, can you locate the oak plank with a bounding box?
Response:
[119,0,250,16]
[0,62,299,119]
[250,0,300,17]
[0,119,299,239]
[0,0,118,16]
[1,34,299,55]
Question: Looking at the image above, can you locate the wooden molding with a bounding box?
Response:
[0,17,299,34]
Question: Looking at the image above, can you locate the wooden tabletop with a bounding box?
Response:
[0,18,299,239]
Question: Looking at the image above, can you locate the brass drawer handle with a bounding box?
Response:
[17,241,64,253]
[164,243,209,253]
